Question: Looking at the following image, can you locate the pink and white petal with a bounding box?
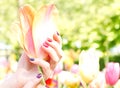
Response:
[32,4,57,58]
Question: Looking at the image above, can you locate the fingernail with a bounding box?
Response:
[47,38,52,42]
[30,58,34,61]
[43,42,49,48]
[57,31,59,36]
[36,73,42,78]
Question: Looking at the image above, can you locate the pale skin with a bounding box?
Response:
[0,32,63,88]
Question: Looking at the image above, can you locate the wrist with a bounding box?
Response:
[0,73,18,88]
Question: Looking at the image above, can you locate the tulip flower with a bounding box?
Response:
[63,50,74,70]
[79,49,100,84]
[58,71,81,88]
[70,64,79,74]
[45,78,58,88]
[14,4,58,59]
[105,62,120,86]
[0,58,9,80]
[54,61,63,75]
[88,71,107,88]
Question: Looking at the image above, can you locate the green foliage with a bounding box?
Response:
[0,0,120,64]
[0,0,18,43]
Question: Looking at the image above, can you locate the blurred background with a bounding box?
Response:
[0,0,120,83]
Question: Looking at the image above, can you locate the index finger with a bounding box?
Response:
[53,32,62,46]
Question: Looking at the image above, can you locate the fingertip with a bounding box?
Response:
[53,32,62,44]
[36,73,42,79]
[33,73,43,84]
[29,58,35,61]
[56,31,60,36]
[43,42,49,48]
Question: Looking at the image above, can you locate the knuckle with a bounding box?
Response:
[54,58,59,63]
[60,55,63,59]
[44,63,50,70]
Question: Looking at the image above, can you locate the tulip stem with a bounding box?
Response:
[38,66,46,85]
[107,85,113,88]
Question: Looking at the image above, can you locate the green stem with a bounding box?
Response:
[38,66,46,85]
[107,85,113,88]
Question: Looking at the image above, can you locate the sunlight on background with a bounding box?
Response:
[0,0,120,87]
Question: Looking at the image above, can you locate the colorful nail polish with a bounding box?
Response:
[47,38,52,42]
[57,31,59,36]
[36,73,42,78]
[43,42,49,48]
[30,58,34,61]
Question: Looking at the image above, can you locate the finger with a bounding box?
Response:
[53,32,62,46]
[42,43,60,66]
[17,52,33,70]
[23,73,42,88]
[42,41,63,71]
[29,58,52,80]
[45,38,63,60]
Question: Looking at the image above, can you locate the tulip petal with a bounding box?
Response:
[32,4,58,58]
[13,22,29,54]
[12,22,24,48]
[19,4,35,32]
[105,62,120,86]
[19,5,36,57]
[79,50,100,84]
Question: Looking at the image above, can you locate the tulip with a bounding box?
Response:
[70,64,79,74]
[14,4,58,59]
[105,62,120,86]
[63,50,74,70]
[58,71,81,88]
[45,78,58,88]
[0,57,9,80]
[54,61,63,75]
[88,71,107,88]
[79,49,100,84]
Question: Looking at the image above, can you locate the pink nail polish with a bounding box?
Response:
[43,42,49,48]
[57,31,59,36]
[47,38,52,42]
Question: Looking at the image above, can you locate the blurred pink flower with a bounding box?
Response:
[0,57,10,79]
[89,71,107,88]
[105,62,120,86]
[54,62,63,75]
[70,64,79,74]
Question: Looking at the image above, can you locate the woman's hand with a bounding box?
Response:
[30,32,63,79]
[0,72,45,88]
[23,76,46,88]
[0,32,62,88]
[14,32,62,88]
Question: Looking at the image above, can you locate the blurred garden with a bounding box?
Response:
[0,0,120,88]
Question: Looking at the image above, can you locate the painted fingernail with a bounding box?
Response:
[47,38,52,42]
[43,42,49,48]
[57,31,59,36]
[36,73,42,78]
[30,58,34,61]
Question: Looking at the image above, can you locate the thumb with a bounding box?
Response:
[17,52,34,70]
